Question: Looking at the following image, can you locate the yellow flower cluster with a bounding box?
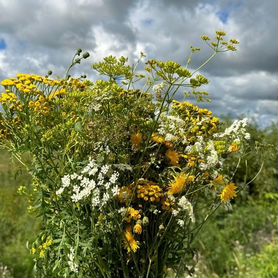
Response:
[127,207,141,222]
[0,92,17,103]
[136,181,163,202]
[29,96,50,115]
[32,237,53,258]
[172,100,220,141]
[152,133,173,148]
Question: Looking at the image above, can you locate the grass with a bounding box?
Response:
[0,150,37,278]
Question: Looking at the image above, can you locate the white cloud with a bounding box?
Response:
[0,0,277,126]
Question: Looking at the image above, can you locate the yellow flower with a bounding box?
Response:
[0,92,17,104]
[136,181,163,203]
[124,227,139,253]
[31,247,36,255]
[168,173,195,195]
[220,183,237,203]
[229,143,240,153]
[131,132,143,150]
[127,207,141,222]
[152,133,165,144]
[213,175,225,185]
[166,149,180,166]
[133,223,142,235]
[1,79,15,86]
[39,249,45,258]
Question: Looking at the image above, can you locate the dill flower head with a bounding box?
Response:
[166,149,180,166]
[220,183,237,203]
[124,226,139,253]
[168,173,195,195]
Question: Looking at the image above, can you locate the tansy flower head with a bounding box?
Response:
[220,183,237,203]
[136,181,163,202]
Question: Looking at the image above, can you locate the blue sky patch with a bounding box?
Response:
[217,10,229,24]
[143,18,154,27]
[0,38,7,50]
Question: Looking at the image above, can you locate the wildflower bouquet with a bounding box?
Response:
[0,32,250,278]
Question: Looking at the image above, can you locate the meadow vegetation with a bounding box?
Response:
[0,31,277,278]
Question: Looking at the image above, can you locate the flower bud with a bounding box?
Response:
[77,48,82,55]
[82,52,90,59]
[75,58,81,64]
[48,70,52,76]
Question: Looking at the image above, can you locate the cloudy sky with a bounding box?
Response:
[0,0,277,127]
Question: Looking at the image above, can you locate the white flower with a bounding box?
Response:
[112,185,119,196]
[67,247,78,273]
[178,196,195,223]
[88,167,98,176]
[177,219,185,227]
[61,175,71,187]
[172,209,179,216]
[110,172,119,184]
[101,165,110,175]
[245,132,251,140]
[159,224,165,230]
[56,187,64,195]
[91,188,100,208]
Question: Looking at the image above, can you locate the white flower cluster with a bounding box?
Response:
[186,138,221,171]
[158,113,188,143]
[172,196,195,225]
[203,140,220,170]
[67,247,78,273]
[215,118,250,140]
[56,159,120,208]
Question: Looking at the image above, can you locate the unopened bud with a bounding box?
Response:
[75,58,81,64]
[82,52,90,59]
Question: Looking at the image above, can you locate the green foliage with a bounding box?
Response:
[0,150,37,278]
[235,237,278,278]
